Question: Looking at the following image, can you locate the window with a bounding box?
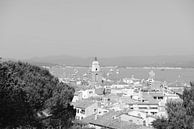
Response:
[150,107,158,109]
[104,111,108,113]
[80,109,85,114]
[76,109,79,113]
[151,112,157,115]
[89,91,93,94]
[158,97,163,99]
[143,121,146,126]
[139,107,147,109]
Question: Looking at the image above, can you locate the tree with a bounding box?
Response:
[0,61,76,128]
[190,81,194,87]
[166,102,192,129]
[152,117,168,129]
[152,87,194,129]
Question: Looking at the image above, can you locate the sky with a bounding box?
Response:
[0,0,194,59]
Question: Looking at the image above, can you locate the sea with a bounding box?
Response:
[48,66,194,84]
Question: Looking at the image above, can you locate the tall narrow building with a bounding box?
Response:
[91,57,102,83]
[147,70,155,86]
[92,57,100,72]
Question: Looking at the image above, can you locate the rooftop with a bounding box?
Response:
[150,81,163,89]
[72,100,96,109]
[149,92,164,97]
[81,111,141,129]
[120,113,143,119]
[168,81,187,87]
[120,97,136,104]
[136,93,159,105]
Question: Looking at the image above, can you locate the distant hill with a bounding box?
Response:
[26,55,92,67]
[25,55,194,68]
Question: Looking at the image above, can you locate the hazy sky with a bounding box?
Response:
[0,0,194,59]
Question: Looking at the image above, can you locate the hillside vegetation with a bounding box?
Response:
[0,61,75,128]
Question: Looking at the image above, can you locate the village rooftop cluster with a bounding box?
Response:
[44,57,190,129]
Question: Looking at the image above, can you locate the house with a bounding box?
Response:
[127,110,147,119]
[103,94,120,104]
[168,81,187,90]
[167,81,187,95]
[132,89,142,101]
[110,84,129,89]
[123,76,141,84]
[119,113,145,125]
[119,110,147,126]
[119,96,135,105]
[72,100,98,120]
[117,110,157,127]
[121,88,134,96]
[149,81,164,92]
[96,108,109,116]
[95,88,104,95]
[79,89,96,99]
[132,94,159,116]
[111,88,123,94]
[164,93,181,102]
[72,95,79,102]
[81,111,141,129]
[149,92,164,100]
[109,102,129,111]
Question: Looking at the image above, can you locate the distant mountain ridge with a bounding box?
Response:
[25,55,194,68]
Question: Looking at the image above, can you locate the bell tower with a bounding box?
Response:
[92,57,100,72]
[91,57,101,83]
[147,70,155,86]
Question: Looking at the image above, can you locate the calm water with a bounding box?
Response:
[49,67,194,83]
[114,68,194,83]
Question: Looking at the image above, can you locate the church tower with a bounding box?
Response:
[147,70,155,86]
[91,57,101,83]
[92,57,100,72]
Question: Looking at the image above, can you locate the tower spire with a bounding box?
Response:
[94,57,97,61]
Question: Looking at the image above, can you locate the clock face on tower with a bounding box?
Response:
[92,57,100,72]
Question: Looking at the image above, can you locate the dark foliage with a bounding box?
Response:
[152,87,194,129]
[151,117,168,129]
[190,81,194,87]
[0,61,76,128]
